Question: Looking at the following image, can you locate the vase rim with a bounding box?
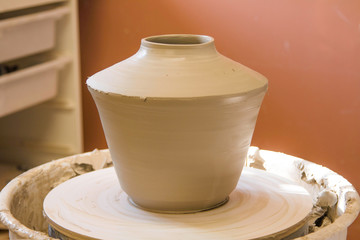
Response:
[141,34,214,48]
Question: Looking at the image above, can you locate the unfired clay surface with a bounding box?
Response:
[89,87,266,212]
[87,34,268,212]
[43,167,312,240]
[86,35,267,98]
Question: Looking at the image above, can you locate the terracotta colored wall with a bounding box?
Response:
[79,0,360,237]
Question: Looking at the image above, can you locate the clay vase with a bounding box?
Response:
[87,34,268,213]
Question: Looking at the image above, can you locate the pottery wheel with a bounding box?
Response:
[43,167,313,240]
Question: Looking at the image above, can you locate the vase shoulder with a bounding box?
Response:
[87,34,268,99]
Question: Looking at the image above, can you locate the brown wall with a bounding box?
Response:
[79,0,360,237]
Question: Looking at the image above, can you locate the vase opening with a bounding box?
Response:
[144,34,213,46]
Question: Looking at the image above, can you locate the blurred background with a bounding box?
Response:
[0,0,359,238]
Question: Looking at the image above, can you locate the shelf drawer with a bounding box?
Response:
[0,6,69,62]
[0,56,70,117]
[0,0,65,13]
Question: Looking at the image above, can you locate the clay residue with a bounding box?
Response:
[306,190,338,233]
[0,149,112,240]
[246,147,360,239]
[1,148,359,240]
[71,149,113,176]
[246,147,265,170]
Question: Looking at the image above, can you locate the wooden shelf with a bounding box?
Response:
[0,0,83,167]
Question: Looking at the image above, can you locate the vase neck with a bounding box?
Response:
[138,34,218,57]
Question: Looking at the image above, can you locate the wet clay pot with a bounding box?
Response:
[87,34,268,213]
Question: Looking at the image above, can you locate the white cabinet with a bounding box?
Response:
[0,0,83,167]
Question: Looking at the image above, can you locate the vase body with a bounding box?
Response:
[87,34,268,212]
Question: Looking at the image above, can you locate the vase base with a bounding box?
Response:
[127,196,230,214]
